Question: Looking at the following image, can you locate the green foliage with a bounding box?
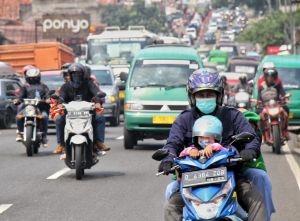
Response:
[101,1,167,33]
[237,11,288,53]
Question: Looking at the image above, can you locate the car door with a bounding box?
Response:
[4,81,21,114]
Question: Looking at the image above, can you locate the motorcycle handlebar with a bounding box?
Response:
[156,165,180,176]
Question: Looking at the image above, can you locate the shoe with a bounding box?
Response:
[53,144,64,154]
[94,141,110,151]
[16,133,23,142]
[60,153,66,160]
[42,137,48,148]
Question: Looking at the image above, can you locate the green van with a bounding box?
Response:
[252,55,300,125]
[208,50,229,71]
[123,45,203,149]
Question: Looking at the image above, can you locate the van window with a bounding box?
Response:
[130,60,198,88]
[277,68,300,89]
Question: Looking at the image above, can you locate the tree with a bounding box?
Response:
[101,1,167,33]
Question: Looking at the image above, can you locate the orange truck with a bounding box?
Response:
[0,42,74,74]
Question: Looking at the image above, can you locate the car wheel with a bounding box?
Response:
[124,127,136,149]
[0,109,13,129]
[110,108,120,126]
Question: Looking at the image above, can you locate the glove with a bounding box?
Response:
[158,161,173,175]
[240,149,257,162]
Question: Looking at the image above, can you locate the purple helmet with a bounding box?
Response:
[187,68,224,106]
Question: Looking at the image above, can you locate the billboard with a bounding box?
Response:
[42,14,90,39]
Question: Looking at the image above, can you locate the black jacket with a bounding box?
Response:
[59,80,106,104]
[163,106,261,162]
[18,82,50,112]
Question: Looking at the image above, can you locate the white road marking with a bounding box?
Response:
[116,135,124,140]
[0,204,13,214]
[283,143,300,192]
[47,168,71,180]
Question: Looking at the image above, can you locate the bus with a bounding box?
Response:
[86,26,160,76]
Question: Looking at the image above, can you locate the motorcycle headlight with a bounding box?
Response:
[25,105,36,116]
[269,107,280,116]
[124,103,144,111]
[183,178,232,220]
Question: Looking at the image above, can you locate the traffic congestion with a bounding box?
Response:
[0,1,300,221]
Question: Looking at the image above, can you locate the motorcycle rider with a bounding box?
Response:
[53,63,109,154]
[257,66,289,140]
[159,69,267,221]
[14,67,50,147]
[234,74,252,94]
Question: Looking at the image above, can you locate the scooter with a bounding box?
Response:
[234,89,250,109]
[63,101,100,180]
[152,132,254,221]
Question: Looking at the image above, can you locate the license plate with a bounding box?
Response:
[119,91,125,99]
[152,116,176,124]
[182,167,227,188]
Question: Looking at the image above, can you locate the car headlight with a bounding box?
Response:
[124,103,144,111]
[25,105,36,116]
[105,95,116,103]
[182,178,232,220]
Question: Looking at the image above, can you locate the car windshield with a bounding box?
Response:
[41,75,64,90]
[277,68,300,89]
[130,60,198,88]
[88,39,147,65]
[92,69,113,86]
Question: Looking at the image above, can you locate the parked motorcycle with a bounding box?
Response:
[254,95,290,154]
[153,132,254,221]
[63,101,100,180]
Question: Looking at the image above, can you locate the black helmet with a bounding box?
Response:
[61,63,71,78]
[68,63,86,88]
[25,68,41,85]
[263,68,278,79]
[239,74,247,84]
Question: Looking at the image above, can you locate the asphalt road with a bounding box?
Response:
[0,123,299,221]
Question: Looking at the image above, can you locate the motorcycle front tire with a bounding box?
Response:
[74,144,83,180]
[272,125,281,154]
[25,125,33,157]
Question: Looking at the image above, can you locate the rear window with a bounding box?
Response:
[41,75,64,90]
[277,68,300,89]
[92,70,113,86]
[130,60,199,88]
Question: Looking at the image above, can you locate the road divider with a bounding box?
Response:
[0,204,12,214]
[47,168,71,180]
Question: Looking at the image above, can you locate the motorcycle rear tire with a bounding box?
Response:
[74,144,83,180]
[272,125,281,154]
[25,125,33,157]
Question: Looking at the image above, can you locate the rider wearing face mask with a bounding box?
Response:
[53,63,109,154]
[159,68,267,221]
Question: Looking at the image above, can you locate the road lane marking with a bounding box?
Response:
[0,204,12,214]
[283,144,300,192]
[116,135,124,140]
[47,168,71,180]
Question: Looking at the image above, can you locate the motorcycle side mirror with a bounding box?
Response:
[152,149,169,161]
[231,132,254,144]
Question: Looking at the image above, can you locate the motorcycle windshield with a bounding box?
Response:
[64,101,94,112]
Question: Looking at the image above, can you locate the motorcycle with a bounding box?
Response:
[17,97,45,157]
[63,101,101,180]
[153,132,254,221]
[234,89,250,109]
[254,94,290,154]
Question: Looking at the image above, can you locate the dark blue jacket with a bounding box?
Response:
[163,106,261,162]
